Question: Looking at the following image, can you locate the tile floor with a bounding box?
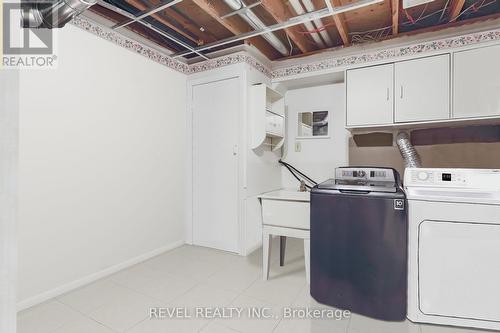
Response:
[18,238,493,333]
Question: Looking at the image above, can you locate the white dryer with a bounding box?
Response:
[405,168,500,331]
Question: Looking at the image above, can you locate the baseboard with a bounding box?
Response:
[243,240,262,256]
[17,239,185,311]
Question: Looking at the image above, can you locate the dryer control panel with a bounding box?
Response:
[405,168,500,190]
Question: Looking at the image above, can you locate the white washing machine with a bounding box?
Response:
[405,168,500,331]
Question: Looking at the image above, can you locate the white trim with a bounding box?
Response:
[0,70,19,333]
[17,240,184,311]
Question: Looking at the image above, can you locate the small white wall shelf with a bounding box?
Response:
[250,83,285,151]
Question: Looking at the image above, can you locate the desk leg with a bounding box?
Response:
[263,230,272,280]
[304,239,310,284]
[280,236,286,266]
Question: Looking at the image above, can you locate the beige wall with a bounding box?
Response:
[350,139,500,178]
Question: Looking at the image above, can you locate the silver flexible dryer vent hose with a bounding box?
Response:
[396,132,422,168]
[21,0,96,29]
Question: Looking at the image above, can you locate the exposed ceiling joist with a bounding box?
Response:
[190,0,281,59]
[259,0,316,53]
[96,0,210,59]
[448,0,466,22]
[173,0,383,58]
[391,0,400,34]
[160,7,217,44]
[112,0,181,29]
[121,0,199,44]
[326,0,350,45]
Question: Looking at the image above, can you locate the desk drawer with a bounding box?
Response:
[262,200,310,229]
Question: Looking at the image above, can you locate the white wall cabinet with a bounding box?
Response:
[346,64,394,127]
[453,44,500,119]
[250,84,285,151]
[395,54,450,123]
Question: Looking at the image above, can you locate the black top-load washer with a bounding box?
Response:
[310,167,407,321]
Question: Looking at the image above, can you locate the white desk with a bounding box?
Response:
[258,190,310,283]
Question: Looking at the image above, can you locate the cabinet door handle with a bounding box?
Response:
[233,145,238,156]
[386,87,390,101]
[400,85,404,99]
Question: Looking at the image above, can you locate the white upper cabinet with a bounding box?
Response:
[394,54,450,123]
[453,44,500,119]
[346,64,394,127]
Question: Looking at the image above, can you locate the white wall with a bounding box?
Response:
[18,25,186,307]
[282,84,349,188]
[0,70,19,333]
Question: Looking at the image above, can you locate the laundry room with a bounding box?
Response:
[1,0,500,333]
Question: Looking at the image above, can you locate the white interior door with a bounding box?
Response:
[192,77,240,253]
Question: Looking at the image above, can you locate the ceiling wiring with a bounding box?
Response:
[286,33,294,56]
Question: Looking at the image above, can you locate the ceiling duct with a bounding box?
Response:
[288,0,325,48]
[21,0,97,28]
[222,0,289,56]
[299,0,334,47]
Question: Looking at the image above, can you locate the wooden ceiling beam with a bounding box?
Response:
[329,0,350,45]
[448,0,466,22]
[259,0,315,53]
[191,0,281,59]
[391,0,399,35]
[162,7,218,44]
[124,0,200,44]
[90,4,177,51]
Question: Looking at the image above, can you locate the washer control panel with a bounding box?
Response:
[336,167,396,182]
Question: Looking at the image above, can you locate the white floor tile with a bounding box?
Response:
[274,317,349,333]
[87,287,161,332]
[144,250,222,282]
[242,267,306,306]
[217,295,282,333]
[274,285,351,333]
[58,279,132,314]
[126,317,210,333]
[110,263,199,302]
[52,316,116,333]
[420,323,490,333]
[170,283,239,308]
[17,301,81,333]
[173,245,240,267]
[200,321,241,333]
[203,263,260,293]
[348,313,420,333]
[20,244,487,333]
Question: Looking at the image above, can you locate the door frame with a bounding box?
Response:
[0,70,19,332]
[186,64,247,255]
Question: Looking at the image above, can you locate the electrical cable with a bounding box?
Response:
[286,33,293,56]
[279,160,318,187]
[282,162,317,186]
[282,163,313,189]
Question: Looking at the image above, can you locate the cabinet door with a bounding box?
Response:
[395,54,450,123]
[346,64,394,127]
[453,45,500,119]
